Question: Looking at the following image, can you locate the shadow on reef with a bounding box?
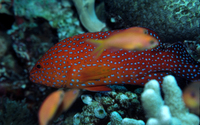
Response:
[0,14,15,31]
[0,97,38,125]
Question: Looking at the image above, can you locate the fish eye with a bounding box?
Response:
[36,64,42,69]
[150,40,155,44]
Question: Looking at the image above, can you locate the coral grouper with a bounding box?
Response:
[29,27,200,91]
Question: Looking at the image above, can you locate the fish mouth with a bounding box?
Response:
[150,43,159,49]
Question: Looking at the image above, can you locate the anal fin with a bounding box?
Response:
[84,86,112,92]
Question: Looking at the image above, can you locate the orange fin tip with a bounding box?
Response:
[86,39,105,60]
[62,89,80,111]
[84,86,112,91]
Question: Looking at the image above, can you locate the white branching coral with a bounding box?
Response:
[141,75,199,125]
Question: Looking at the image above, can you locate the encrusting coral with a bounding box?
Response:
[183,40,200,62]
[73,101,107,125]
[72,0,106,32]
[12,0,85,40]
[73,89,144,125]
[141,75,199,125]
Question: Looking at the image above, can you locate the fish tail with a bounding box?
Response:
[91,46,104,60]
[86,39,105,60]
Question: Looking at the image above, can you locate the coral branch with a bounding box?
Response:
[141,75,199,125]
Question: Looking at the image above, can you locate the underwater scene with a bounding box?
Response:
[0,0,199,125]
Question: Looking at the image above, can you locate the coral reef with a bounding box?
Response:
[108,111,145,125]
[13,0,84,40]
[0,0,13,15]
[104,0,200,43]
[0,18,58,101]
[81,94,93,105]
[73,101,107,125]
[94,89,143,118]
[73,89,144,125]
[0,32,12,58]
[141,75,199,125]
[108,111,122,125]
[184,40,200,62]
[73,113,81,125]
[12,0,107,40]
[0,97,37,125]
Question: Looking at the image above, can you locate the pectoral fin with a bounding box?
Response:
[74,66,112,83]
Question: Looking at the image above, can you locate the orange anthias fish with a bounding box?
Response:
[39,90,64,125]
[29,27,200,91]
[39,89,80,125]
[182,81,200,115]
[86,27,159,59]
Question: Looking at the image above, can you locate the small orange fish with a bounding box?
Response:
[39,90,64,125]
[86,27,159,59]
[182,81,200,115]
[38,89,80,125]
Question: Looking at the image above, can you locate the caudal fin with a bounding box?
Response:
[85,39,105,60]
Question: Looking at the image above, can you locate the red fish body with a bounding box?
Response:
[29,27,200,91]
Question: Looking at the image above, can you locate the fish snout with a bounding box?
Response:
[148,39,159,49]
[29,67,38,83]
[29,72,36,82]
